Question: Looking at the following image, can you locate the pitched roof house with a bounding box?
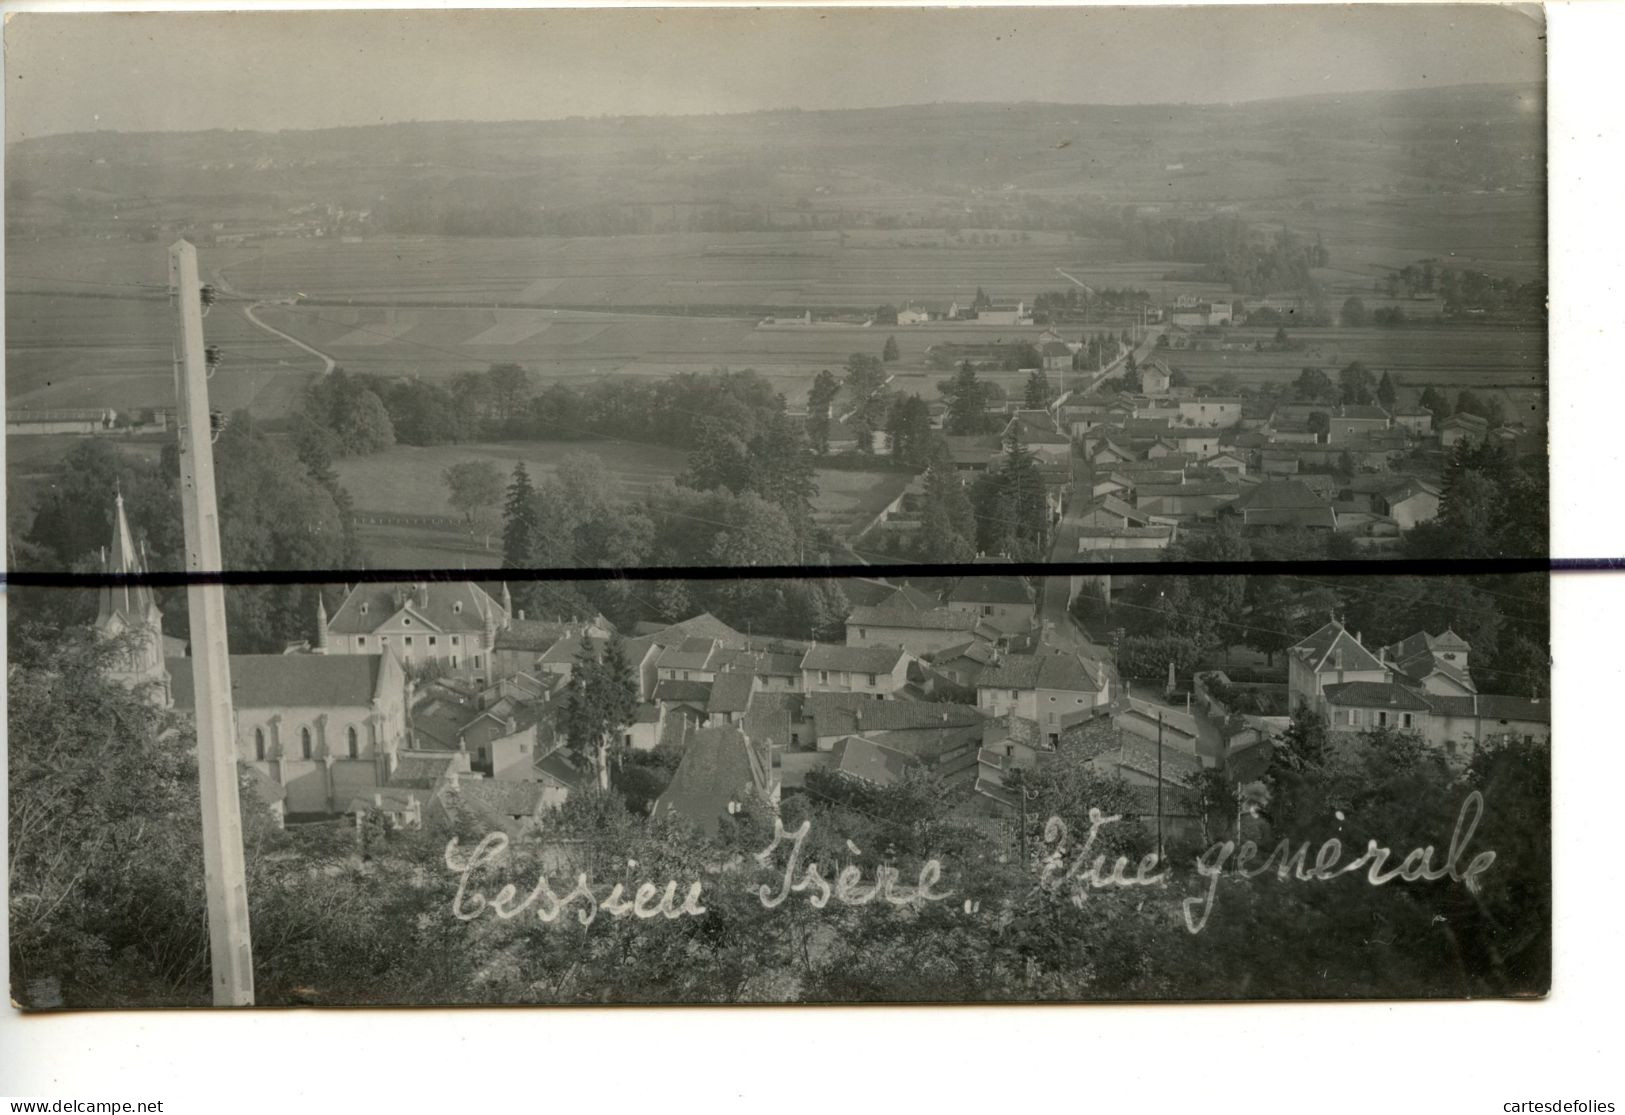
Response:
[653,725,778,834]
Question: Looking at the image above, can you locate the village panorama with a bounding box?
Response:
[5,7,1549,1009]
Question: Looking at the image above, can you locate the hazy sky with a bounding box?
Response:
[3,5,1545,141]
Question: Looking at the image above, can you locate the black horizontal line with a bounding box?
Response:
[0,556,1585,589]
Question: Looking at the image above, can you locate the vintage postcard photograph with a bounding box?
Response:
[8,562,1551,1006]
[3,5,1546,576]
[4,4,1552,1012]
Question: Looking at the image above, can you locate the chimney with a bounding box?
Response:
[315,594,329,653]
[416,583,429,610]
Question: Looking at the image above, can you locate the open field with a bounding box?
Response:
[1162,324,1544,385]
[4,433,167,515]
[251,302,1083,405]
[331,440,690,516]
[1163,322,1546,427]
[6,291,326,416]
[328,438,913,565]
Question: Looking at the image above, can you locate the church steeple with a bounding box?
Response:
[93,492,170,705]
[95,491,161,631]
[315,593,330,653]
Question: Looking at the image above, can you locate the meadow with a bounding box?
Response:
[328,438,912,566]
[6,290,325,416]
[1161,322,1547,424]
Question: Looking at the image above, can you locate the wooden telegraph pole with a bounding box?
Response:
[170,240,255,1006]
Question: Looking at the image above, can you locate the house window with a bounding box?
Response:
[683,671,691,681]
[451,655,460,669]
[867,673,877,687]
[429,636,437,647]
[982,605,994,617]
[858,628,867,639]
[360,603,368,615]
[474,655,482,669]
[1402,713,1413,729]
[1010,690,1018,701]
[254,728,266,761]
[357,636,366,648]
[300,727,313,760]
[405,636,414,647]
[452,636,461,646]
[1377,711,1389,728]
[1048,733,1059,746]
[454,602,463,614]
[404,617,412,626]
[347,725,359,759]
[820,671,829,684]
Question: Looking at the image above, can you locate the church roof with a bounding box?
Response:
[167,653,388,710]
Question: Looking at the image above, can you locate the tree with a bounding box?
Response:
[916,454,977,562]
[1339,296,1368,327]
[1023,370,1052,409]
[882,335,900,362]
[304,369,395,456]
[486,363,531,420]
[974,435,1050,560]
[563,634,640,787]
[442,459,505,526]
[1376,371,1398,410]
[1419,386,1449,416]
[1293,367,1334,404]
[1307,410,1330,437]
[885,394,935,469]
[501,462,540,568]
[844,352,886,400]
[1338,361,1375,406]
[683,416,754,494]
[941,362,992,435]
[1454,390,1488,419]
[806,369,841,455]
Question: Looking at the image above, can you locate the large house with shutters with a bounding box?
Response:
[322,581,511,684]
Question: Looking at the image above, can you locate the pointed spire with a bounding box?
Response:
[315,593,330,653]
[97,491,158,630]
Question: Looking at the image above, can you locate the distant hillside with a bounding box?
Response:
[6,83,1543,243]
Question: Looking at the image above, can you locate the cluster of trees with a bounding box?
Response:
[1031,285,1152,323]
[1417,386,1512,429]
[1289,361,1396,409]
[297,364,534,455]
[1379,260,1546,318]
[12,417,359,654]
[1117,214,1329,295]
[1079,559,1548,701]
[11,623,1548,1007]
[1404,439,1548,562]
[495,459,848,641]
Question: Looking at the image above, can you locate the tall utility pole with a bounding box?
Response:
[1155,711,1165,862]
[170,240,255,1006]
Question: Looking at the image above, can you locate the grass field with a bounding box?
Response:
[6,291,325,416]
[328,438,913,565]
[1162,322,1546,424]
[332,440,691,516]
[250,301,1087,406]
